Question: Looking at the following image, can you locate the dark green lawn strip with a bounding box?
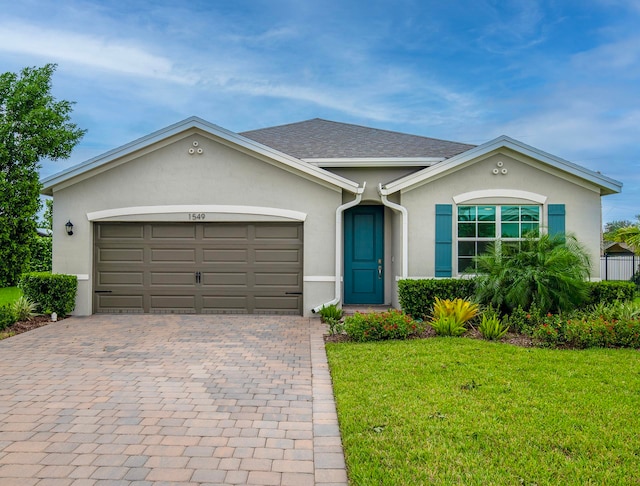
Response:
[0,287,21,306]
[327,338,640,485]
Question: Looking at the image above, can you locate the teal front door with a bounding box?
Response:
[344,205,384,304]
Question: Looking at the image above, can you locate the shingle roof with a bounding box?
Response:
[240,118,475,159]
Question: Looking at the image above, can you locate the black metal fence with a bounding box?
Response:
[600,254,638,281]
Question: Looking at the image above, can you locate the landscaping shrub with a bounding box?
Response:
[430,316,467,336]
[429,297,479,336]
[11,296,39,321]
[478,313,510,340]
[0,305,16,330]
[398,278,477,319]
[344,309,424,342]
[587,281,635,305]
[318,304,345,336]
[325,318,345,336]
[19,272,77,316]
[502,305,539,335]
[318,304,343,322]
[474,233,591,315]
[531,307,640,349]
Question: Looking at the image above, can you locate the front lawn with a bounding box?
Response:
[327,338,640,485]
[0,286,21,306]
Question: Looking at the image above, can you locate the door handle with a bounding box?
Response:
[378,265,383,279]
[195,271,201,284]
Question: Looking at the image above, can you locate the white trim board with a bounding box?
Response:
[453,189,547,204]
[87,205,308,222]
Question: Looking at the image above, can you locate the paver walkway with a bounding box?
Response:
[0,315,348,485]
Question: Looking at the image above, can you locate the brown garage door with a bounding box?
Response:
[94,222,303,314]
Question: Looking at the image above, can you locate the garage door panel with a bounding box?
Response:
[98,224,144,239]
[255,249,301,263]
[151,224,197,239]
[150,295,196,311]
[255,224,301,240]
[203,249,248,263]
[202,295,249,313]
[150,248,196,262]
[97,294,144,310]
[98,248,144,263]
[151,272,196,286]
[254,272,300,286]
[203,225,249,239]
[254,296,301,312]
[202,272,248,287]
[95,222,302,314]
[98,271,144,286]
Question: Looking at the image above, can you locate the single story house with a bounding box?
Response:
[41,117,622,316]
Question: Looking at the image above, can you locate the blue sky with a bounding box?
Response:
[1,0,638,224]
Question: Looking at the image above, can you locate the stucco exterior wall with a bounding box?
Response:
[52,131,344,316]
[401,150,604,279]
[328,167,416,201]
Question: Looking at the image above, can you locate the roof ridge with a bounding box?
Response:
[242,118,473,147]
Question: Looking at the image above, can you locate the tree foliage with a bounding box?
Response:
[473,233,592,315]
[603,219,634,242]
[613,225,640,254]
[0,64,85,285]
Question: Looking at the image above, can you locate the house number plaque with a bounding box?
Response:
[188,213,206,221]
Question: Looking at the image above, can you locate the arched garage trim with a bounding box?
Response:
[87,205,308,222]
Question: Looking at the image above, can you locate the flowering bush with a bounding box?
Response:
[531,313,566,346]
[344,309,425,342]
[531,311,640,349]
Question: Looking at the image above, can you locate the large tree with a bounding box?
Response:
[0,64,85,286]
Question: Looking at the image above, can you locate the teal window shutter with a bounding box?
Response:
[435,204,453,277]
[548,204,566,238]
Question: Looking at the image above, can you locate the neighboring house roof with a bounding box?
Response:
[382,135,623,196]
[240,118,475,160]
[603,241,635,254]
[41,116,361,196]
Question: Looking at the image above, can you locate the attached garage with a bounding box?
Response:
[94,222,303,314]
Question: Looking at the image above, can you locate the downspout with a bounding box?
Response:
[312,183,366,313]
[378,183,408,279]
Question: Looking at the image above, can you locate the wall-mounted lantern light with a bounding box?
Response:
[65,220,74,236]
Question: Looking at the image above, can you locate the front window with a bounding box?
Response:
[457,205,540,273]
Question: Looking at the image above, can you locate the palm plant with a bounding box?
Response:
[613,225,640,254]
[473,232,591,315]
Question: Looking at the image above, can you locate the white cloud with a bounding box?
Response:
[0,21,196,84]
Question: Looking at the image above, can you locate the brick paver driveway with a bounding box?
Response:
[0,315,347,485]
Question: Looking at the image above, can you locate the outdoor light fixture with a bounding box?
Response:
[65,220,74,236]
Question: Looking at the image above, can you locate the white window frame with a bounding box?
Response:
[456,204,541,275]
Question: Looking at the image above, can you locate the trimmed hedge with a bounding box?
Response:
[398,278,477,319]
[587,281,635,304]
[399,278,634,321]
[19,272,77,316]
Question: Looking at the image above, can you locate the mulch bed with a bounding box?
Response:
[324,325,538,348]
[1,315,67,339]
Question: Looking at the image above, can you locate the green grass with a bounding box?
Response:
[327,338,640,485]
[0,287,21,306]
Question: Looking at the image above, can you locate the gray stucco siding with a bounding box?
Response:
[52,133,344,316]
[401,151,604,279]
